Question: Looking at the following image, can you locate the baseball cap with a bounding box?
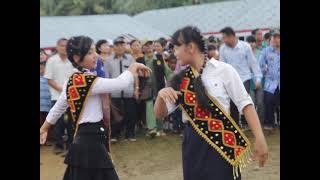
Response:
[113,36,125,44]
[272,29,280,37]
[142,39,153,46]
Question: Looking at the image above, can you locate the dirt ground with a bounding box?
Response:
[40,129,279,180]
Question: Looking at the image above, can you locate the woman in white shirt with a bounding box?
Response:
[154,26,268,180]
[40,36,151,180]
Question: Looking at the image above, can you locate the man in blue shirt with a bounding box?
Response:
[259,30,280,130]
[219,27,262,130]
[91,58,107,78]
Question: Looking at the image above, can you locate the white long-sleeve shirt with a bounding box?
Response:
[166,59,253,123]
[46,70,134,125]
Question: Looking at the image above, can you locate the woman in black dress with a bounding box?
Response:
[154,26,268,180]
[40,36,151,180]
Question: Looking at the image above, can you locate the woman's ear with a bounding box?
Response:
[188,42,196,54]
[73,55,80,63]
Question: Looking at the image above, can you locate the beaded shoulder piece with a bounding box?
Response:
[66,72,98,135]
[177,66,252,179]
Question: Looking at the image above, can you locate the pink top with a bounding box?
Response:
[174,59,189,74]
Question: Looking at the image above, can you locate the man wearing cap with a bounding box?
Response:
[141,39,173,137]
[259,30,280,130]
[105,36,138,142]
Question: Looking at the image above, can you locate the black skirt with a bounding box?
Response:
[182,123,241,180]
[63,121,119,180]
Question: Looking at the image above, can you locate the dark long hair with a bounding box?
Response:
[66,36,94,72]
[169,26,211,109]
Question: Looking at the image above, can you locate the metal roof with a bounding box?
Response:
[133,0,280,36]
[40,0,279,48]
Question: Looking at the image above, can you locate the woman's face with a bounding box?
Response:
[154,42,163,54]
[40,52,47,61]
[249,42,256,49]
[174,43,193,66]
[168,60,177,71]
[99,43,110,54]
[131,41,141,53]
[144,43,153,54]
[79,44,97,70]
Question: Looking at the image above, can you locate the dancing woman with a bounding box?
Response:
[40,36,151,180]
[154,26,268,180]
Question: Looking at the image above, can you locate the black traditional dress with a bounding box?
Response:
[63,72,119,180]
[169,64,253,180]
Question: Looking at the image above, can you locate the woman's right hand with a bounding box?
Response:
[158,87,182,104]
[128,63,152,78]
[40,129,48,145]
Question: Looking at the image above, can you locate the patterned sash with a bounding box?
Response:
[66,72,98,136]
[177,66,252,179]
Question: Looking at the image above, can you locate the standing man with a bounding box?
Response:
[263,32,272,46]
[219,27,262,130]
[259,30,280,130]
[252,28,268,51]
[44,38,75,154]
[105,36,138,142]
[246,35,265,125]
[142,39,173,137]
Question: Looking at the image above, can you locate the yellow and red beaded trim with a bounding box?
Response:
[66,72,98,136]
[178,66,253,179]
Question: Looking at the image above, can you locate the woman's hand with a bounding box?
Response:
[134,89,140,100]
[158,87,182,104]
[128,63,152,77]
[40,121,51,145]
[242,105,268,167]
[40,129,48,145]
[253,136,268,167]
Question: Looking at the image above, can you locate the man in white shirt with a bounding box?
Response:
[44,38,75,154]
